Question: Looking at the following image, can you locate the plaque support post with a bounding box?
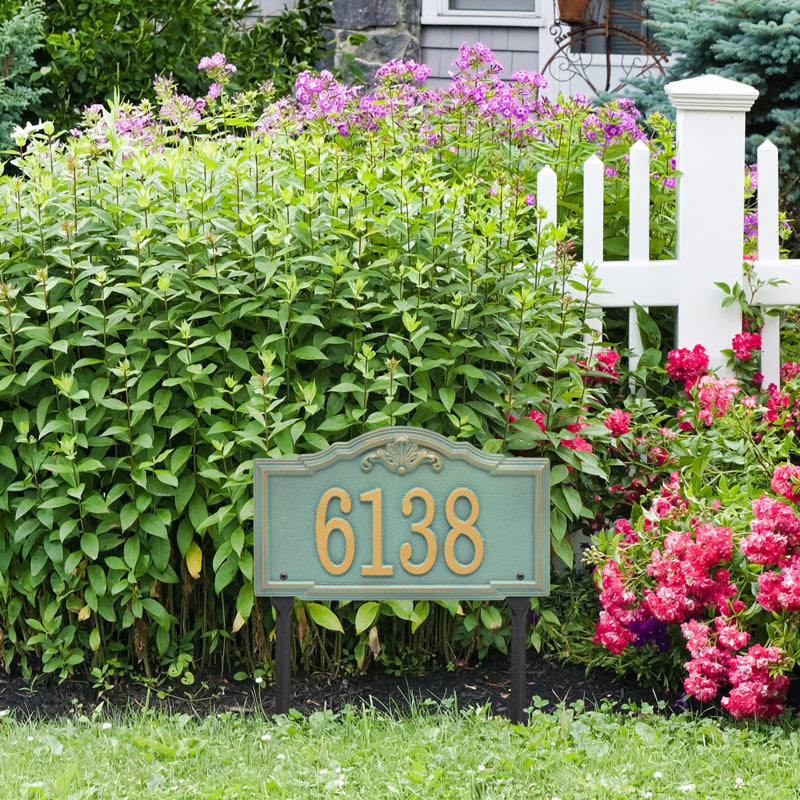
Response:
[507,597,529,725]
[273,596,294,715]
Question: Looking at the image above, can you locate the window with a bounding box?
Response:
[449,0,535,10]
[421,0,543,26]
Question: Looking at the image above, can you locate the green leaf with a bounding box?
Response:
[438,387,455,412]
[0,446,16,472]
[550,464,569,486]
[562,485,583,518]
[80,531,99,561]
[385,600,414,621]
[120,503,138,533]
[355,601,380,634]
[236,582,254,619]
[552,534,574,568]
[481,605,503,632]
[306,602,344,633]
[293,345,326,361]
[175,473,196,514]
[634,303,661,350]
[82,494,109,515]
[139,513,168,539]
[124,536,140,569]
[411,600,430,634]
[214,554,239,593]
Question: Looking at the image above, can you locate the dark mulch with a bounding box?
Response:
[0,654,680,721]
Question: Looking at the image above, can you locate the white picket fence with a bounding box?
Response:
[535,74,800,388]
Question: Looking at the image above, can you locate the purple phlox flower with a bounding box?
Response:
[510,70,548,90]
[524,192,536,206]
[452,42,504,76]
[744,212,758,240]
[604,166,618,178]
[661,176,677,188]
[207,83,222,100]
[575,92,588,104]
[375,58,432,85]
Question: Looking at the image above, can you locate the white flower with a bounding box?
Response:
[477,765,486,772]
[735,778,745,788]
[320,769,328,775]
[102,722,112,730]
[277,753,285,760]
[679,784,696,793]
[644,794,653,799]
[255,676,264,684]
[653,772,663,779]
[0,709,9,717]
[261,733,271,741]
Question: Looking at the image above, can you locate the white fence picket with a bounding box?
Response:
[583,155,604,265]
[757,140,780,263]
[628,140,650,263]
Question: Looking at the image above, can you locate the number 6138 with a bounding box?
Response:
[315,487,483,577]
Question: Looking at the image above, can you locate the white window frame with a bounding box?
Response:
[421,0,546,27]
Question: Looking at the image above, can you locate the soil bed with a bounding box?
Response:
[0,654,681,720]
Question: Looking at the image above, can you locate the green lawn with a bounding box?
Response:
[2,701,799,799]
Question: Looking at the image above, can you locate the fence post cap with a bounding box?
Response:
[665,74,759,112]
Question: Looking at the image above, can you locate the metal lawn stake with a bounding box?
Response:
[254,426,550,724]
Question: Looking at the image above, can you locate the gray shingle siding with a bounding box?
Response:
[421,25,539,84]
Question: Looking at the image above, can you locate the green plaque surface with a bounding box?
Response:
[254,426,549,600]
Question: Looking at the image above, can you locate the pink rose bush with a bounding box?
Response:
[593,355,800,719]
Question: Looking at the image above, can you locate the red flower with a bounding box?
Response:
[666,344,709,392]
[604,408,631,436]
[731,331,761,361]
[771,464,800,503]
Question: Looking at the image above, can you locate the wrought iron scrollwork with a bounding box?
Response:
[544,0,667,95]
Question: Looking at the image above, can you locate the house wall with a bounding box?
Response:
[328,0,422,84]
[420,25,540,88]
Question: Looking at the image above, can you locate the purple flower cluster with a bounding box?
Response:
[290,69,362,135]
[375,58,431,84]
[582,99,646,147]
[452,42,503,76]
[198,52,237,75]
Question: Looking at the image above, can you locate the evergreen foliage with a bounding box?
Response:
[0,0,46,150]
[629,0,800,252]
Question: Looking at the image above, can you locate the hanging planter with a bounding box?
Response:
[557,0,591,24]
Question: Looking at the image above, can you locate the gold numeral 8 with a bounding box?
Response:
[444,488,483,575]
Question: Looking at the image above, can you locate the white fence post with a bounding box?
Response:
[665,75,759,374]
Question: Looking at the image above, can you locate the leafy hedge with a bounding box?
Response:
[0,47,679,679]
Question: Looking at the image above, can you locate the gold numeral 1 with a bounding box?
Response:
[359,488,393,576]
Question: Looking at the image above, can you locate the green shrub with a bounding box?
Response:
[0,0,46,150]
[35,0,334,133]
[0,46,680,679]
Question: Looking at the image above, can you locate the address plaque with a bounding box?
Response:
[254,426,549,600]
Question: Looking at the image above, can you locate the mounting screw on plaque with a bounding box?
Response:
[517,573,524,580]
[280,573,288,581]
